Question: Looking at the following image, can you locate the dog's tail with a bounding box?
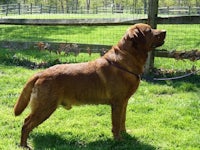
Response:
[14,74,39,116]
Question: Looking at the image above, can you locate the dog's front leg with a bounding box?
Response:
[120,101,128,133]
[111,103,125,140]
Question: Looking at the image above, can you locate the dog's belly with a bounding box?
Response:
[61,93,111,110]
[60,79,112,107]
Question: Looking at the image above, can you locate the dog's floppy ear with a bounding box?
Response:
[128,27,146,48]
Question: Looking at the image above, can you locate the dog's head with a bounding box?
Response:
[119,23,166,53]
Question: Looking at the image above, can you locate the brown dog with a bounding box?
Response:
[14,23,166,149]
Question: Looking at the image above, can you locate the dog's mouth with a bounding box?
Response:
[152,30,166,48]
[152,40,165,48]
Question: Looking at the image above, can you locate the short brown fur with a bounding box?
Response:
[14,23,166,149]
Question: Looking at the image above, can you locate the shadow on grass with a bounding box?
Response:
[1,55,65,69]
[0,48,79,69]
[32,132,156,150]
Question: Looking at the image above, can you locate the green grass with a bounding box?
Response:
[0,47,200,149]
[0,23,200,149]
[157,24,200,50]
[0,24,200,50]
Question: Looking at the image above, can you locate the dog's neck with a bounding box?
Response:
[103,46,146,75]
[105,58,140,79]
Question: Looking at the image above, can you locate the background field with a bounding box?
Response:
[0,24,200,50]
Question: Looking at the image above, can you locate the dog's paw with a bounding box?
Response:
[21,145,32,150]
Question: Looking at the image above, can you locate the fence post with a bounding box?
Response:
[55,5,57,14]
[30,3,32,14]
[96,7,98,14]
[188,6,191,15]
[144,0,159,76]
[167,6,169,15]
[144,0,147,14]
[49,5,51,14]
[6,4,8,16]
[40,4,42,14]
[18,3,21,15]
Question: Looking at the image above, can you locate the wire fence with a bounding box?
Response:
[1,3,199,51]
[1,3,200,17]
[0,3,199,76]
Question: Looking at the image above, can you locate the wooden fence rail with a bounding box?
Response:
[0,41,199,61]
[0,15,200,25]
[0,3,199,74]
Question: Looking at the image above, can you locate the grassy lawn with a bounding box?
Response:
[0,23,199,149]
[0,47,199,150]
[0,24,200,50]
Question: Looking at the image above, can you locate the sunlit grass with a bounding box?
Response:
[0,24,199,50]
[0,22,199,149]
[0,47,199,149]
[157,24,200,50]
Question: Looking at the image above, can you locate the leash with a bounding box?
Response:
[153,69,200,81]
[106,59,141,79]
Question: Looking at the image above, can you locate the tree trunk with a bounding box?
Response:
[75,0,78,13]
[144,0,147,14]
[60,0,64,13]
[66,0,69,13]
[86,0,90,13]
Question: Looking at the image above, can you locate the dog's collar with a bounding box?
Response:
[106,59,141,79]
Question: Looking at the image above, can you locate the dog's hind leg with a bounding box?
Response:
[20,99,57,148]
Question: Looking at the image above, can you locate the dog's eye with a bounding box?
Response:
[146,29,151,33]
[153,34,161,41]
